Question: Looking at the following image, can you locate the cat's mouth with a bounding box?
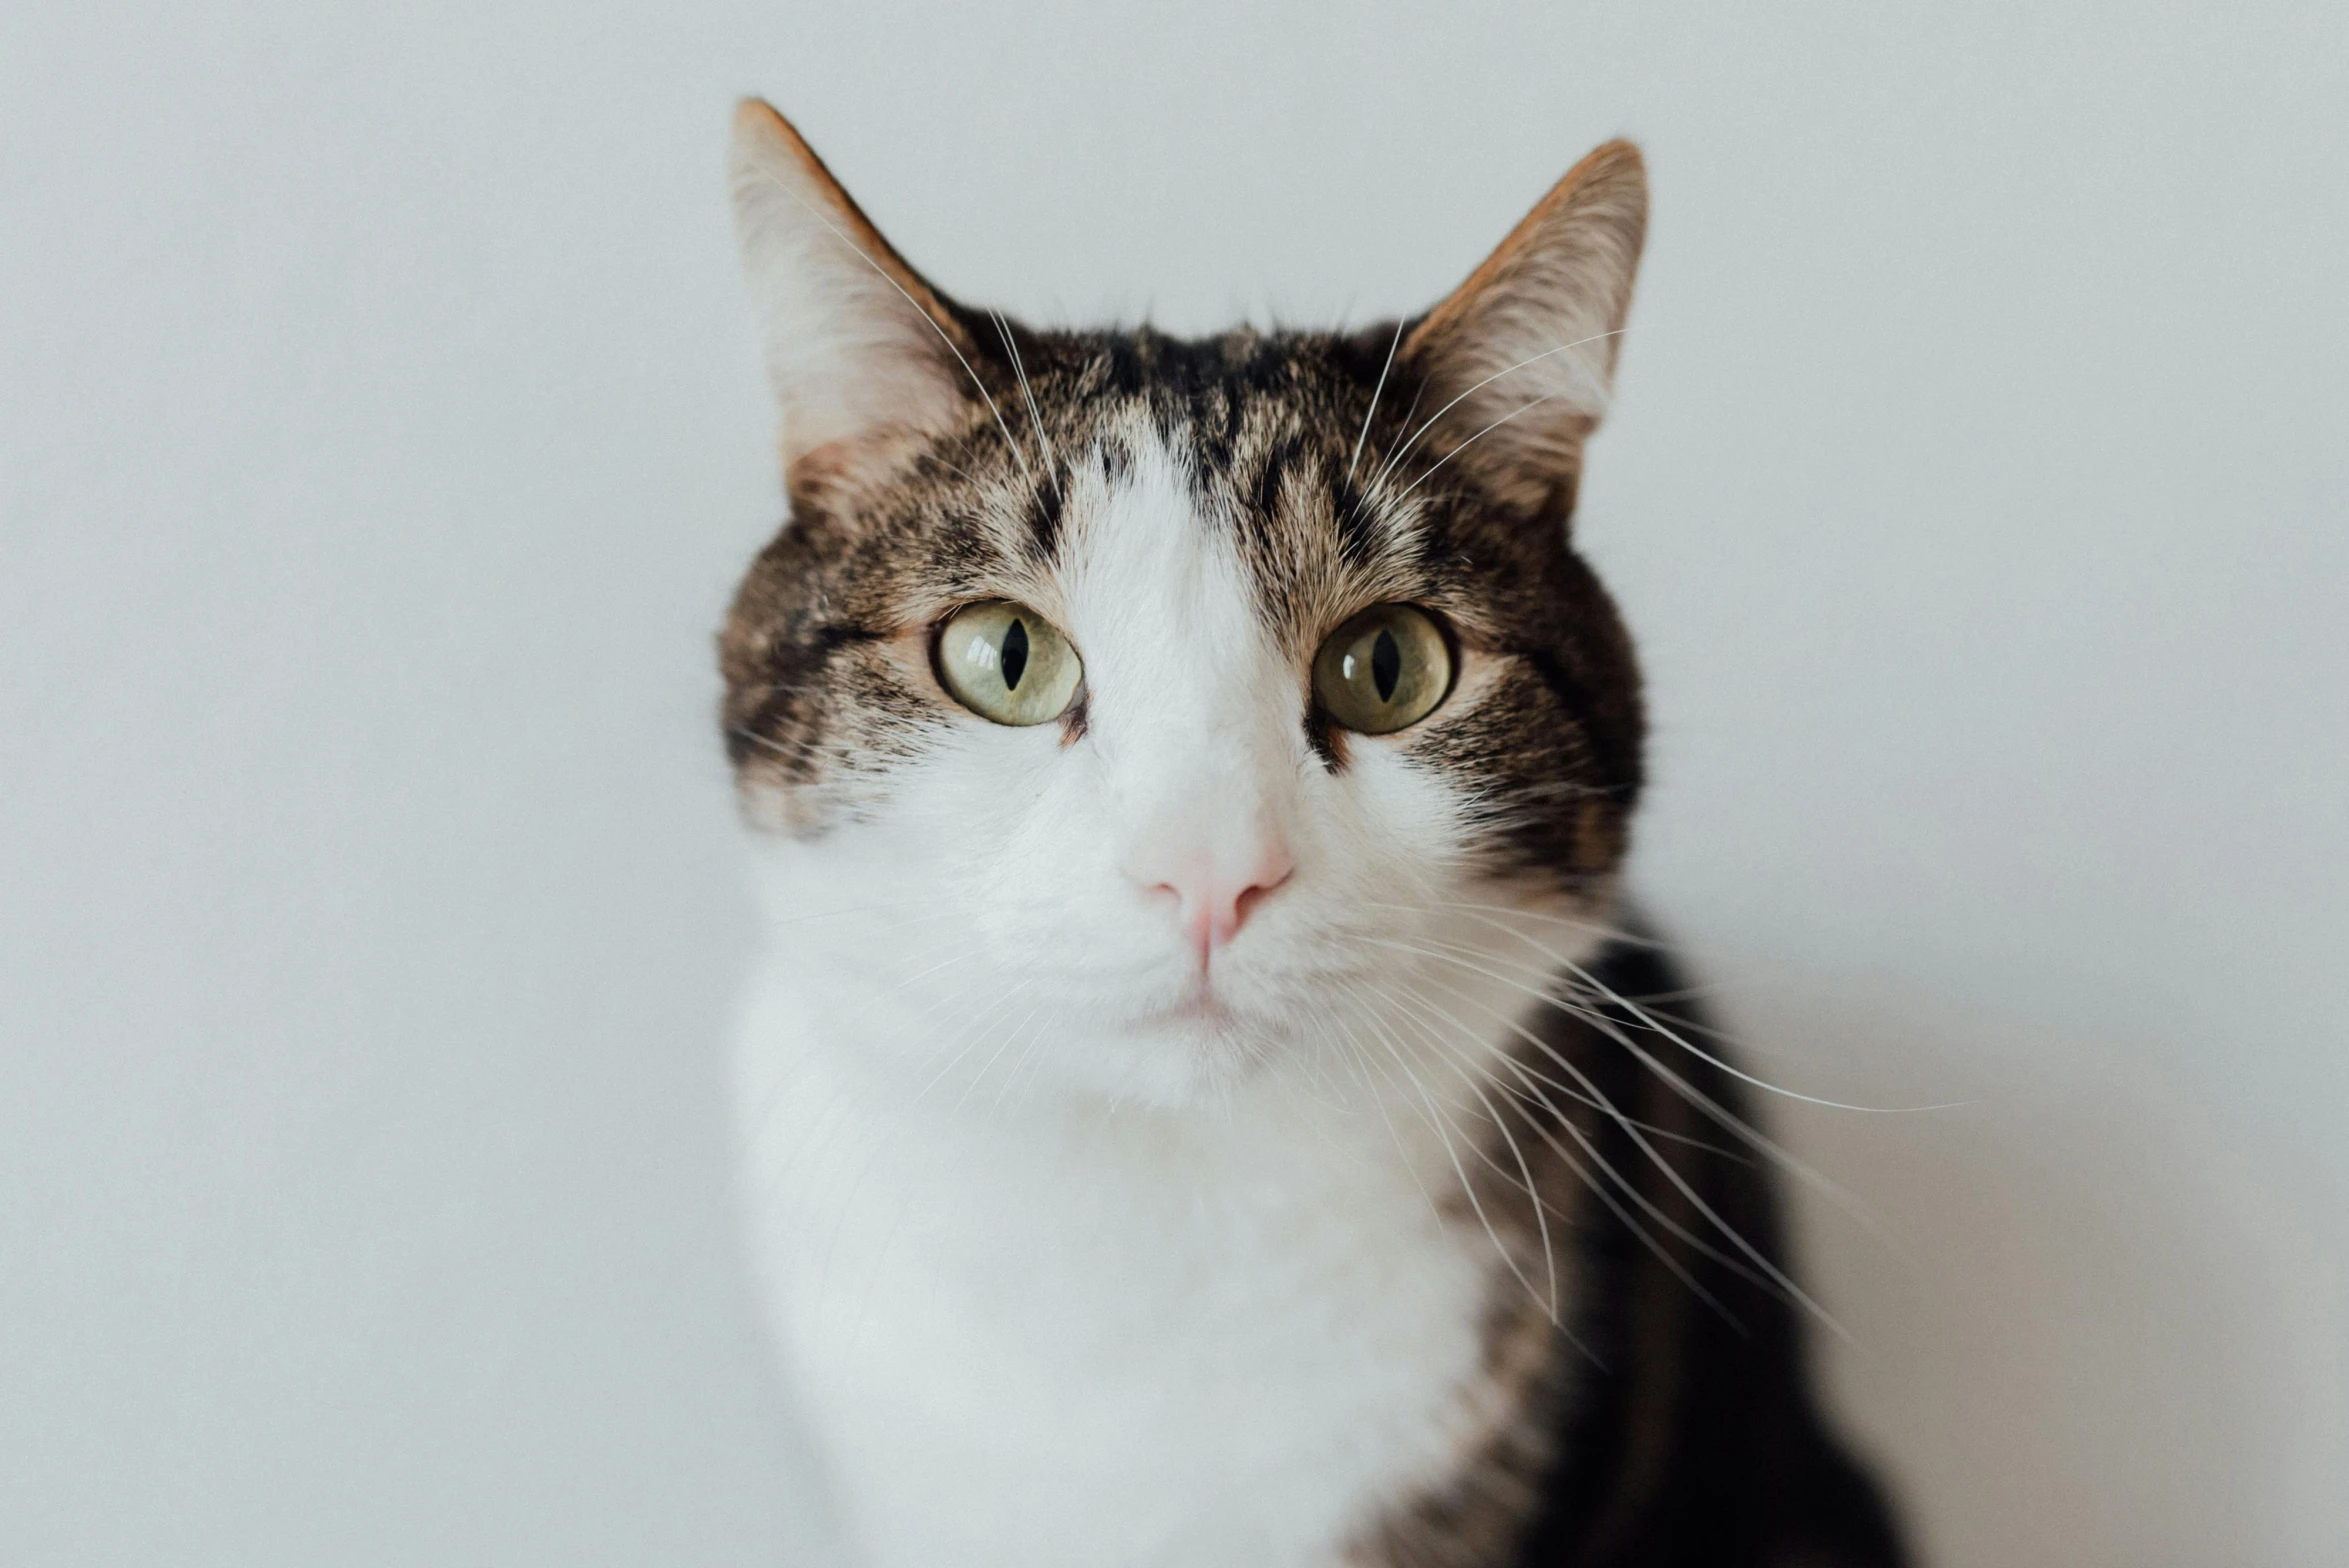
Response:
[1134,971,1248,1035]
[1159,976,1237,1025]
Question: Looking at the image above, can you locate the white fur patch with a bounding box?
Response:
[734,429,1603,1566]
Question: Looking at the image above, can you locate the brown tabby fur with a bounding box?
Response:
[720,101,1905,1566]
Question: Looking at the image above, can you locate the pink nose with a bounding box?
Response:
[1126,835,1295,964]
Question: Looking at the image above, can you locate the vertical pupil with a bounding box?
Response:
[1371,627,1401,702]
[1000,617,1030,690]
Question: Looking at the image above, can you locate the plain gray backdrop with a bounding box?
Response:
[5,2,2345,1563]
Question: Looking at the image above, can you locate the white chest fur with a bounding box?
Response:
[735,964,1507,1568]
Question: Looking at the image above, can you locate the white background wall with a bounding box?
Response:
[5,2,2345,1563]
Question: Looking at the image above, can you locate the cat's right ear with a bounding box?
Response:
[729,100,978,476]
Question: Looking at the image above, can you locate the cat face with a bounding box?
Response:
[722,103,1647,1105]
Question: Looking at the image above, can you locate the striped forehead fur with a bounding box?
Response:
[721,318,1645,891]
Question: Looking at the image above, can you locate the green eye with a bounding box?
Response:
[936,601,1083,726]
[1312,604,1453,735]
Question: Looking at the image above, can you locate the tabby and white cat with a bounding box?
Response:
[718,99,1903,1568]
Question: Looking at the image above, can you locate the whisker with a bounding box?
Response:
[1396,967,1778,1316]
[1376,982,1564,1323]
[1593,980,1967,1116]
[931,978,1043,1109]
[762,177,1040,500]
[1366,896,1662,950]
[1346,991,1574,1339]
[1444,912,1966,1116]
[1349,319,1406,483]
[1387,390,1558,510]
[993,310,1060,495]
[1366,329,1625,499]
[1359,934,1846,1341]
[1370,958,1744,1155]
[1301,1007,1453,1235]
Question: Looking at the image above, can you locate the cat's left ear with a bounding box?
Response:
[728,99,981,477]
[1399,141,1647,520]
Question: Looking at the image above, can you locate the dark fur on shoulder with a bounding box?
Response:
[1364,933,1907,1567]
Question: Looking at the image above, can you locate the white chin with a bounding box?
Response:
[1059,999,1271,1108]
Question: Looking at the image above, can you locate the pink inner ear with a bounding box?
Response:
[731,98,980,470]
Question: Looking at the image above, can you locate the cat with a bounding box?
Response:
[717,98,1905,1568]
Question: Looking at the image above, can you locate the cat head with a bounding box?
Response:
[721,101,1647,1106]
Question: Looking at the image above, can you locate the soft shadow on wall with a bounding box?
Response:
[1728,968,2333,1568]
